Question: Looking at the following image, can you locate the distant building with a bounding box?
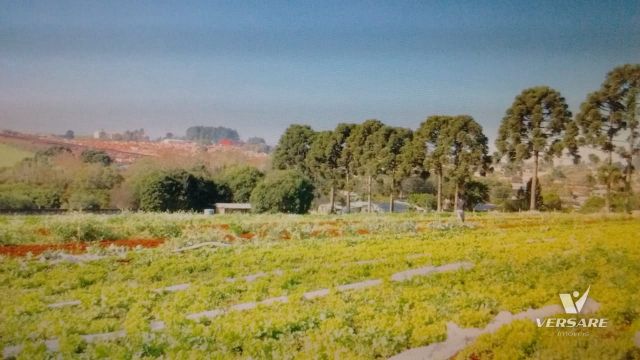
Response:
[161,138,187,144]
[215,203,252,214]
[93,130,108,139]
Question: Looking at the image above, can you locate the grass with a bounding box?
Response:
[0,143,33,168]
[0,212,638,358]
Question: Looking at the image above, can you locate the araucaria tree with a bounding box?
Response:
[496,86,577,211]
[576,64,640,211]
[272,124,316,175]
[346,119,386,212]
[446,116,491,208]
[377,126,413,212]
[306,124,354,213]
[412,115,489,211]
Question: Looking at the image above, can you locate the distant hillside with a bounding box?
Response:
[0,143,33,168]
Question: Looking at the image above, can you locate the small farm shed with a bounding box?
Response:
[215,203,252,214]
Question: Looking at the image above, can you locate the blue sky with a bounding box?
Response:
[1,0,638,144]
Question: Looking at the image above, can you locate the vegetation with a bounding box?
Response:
[80,149,113,166]
[576,64,640,211]
[496,86,577,210]
[216,166,265,203]
[1,64,639,215]
[185,126,240,144]
[0,212,637,358]
[250,170,315,214]
[137,170,219,212]
[0,143,33,168]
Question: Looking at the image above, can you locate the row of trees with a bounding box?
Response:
[273,116,491,214]
[273,64,639,213]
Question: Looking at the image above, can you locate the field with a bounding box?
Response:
[1,212,639,359]
[0,144,33,168]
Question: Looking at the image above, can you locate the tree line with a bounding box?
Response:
[273,64,639,213]
[0,64,637,214]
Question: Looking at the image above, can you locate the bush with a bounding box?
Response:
[542,192,562,211]
[137,170,219,212]
[66,191,103,210]
[250,170,314,214]
[52,220,117,241]
[580,196,605,213]
[0,192,35,210]
[0,184,63,209]
[80,149,113,166]
[401,177,435,194]
[463,180,490,211]
[407,193,437,211]
[611,192,640,213]
[217,166,264,202]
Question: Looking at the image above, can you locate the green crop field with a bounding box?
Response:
[0,212,639,359]
[0,143,33,168]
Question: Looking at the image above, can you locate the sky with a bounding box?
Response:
[1,0,639,145]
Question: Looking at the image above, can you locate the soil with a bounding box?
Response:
[0,238,164,257]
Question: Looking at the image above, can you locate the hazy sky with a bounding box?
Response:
[1,1,638,144]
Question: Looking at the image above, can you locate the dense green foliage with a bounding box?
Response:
[250,170,314,214]
[496,86,576,210]
[216,166,264,203]
[137,170,219,212]
[576,64,640,210]
[272,124,316,174]
[80,149,113,166]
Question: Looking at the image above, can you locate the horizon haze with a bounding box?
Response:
[1,1,639,144]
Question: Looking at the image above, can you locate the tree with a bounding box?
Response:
[63,130,75,139]
[411,116,447,211]
[81,149,113,166]
[272,124,316,174]
[524,178,543,210]
[185,126,240,144]
[463,180,490,211]
[576,64,640,211]
[250,170,314,214]
[377,126,413,212]
[345,120,386,212]
[412,115,489,211]
[217,166,264,203]
[335,124,358,213]
[445,116,491,208]
[496,86,576,210]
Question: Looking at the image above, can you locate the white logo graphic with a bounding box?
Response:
[559,286,590,314]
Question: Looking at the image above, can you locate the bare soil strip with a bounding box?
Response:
[389,299,601,360]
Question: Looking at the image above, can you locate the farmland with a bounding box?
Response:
[0,144,33,169]
[1,212,639,359]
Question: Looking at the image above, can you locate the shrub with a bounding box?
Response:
[542,192,562,211]
[463,180,490,211]
[401,177,435,194]
[137,170,219,212]
[407,193,437,211]
[250,170,314,214]
[66,191,103,210]
[217,166,264,202]
[80,149,113,166]
[580,196,605,213]
[51,219,117,241]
